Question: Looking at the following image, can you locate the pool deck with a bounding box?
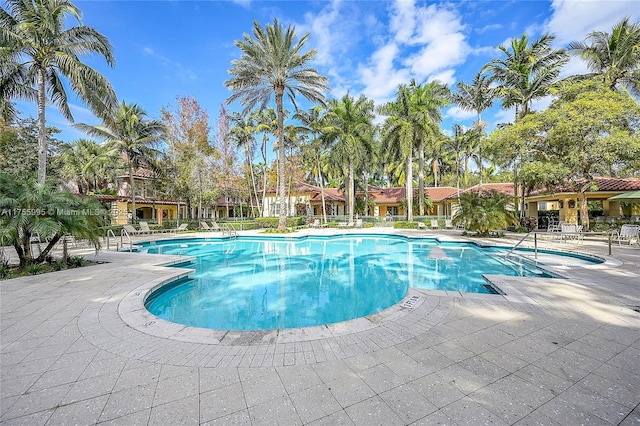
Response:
[1,228,639,425]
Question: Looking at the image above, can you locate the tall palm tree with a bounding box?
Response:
[324,94,375,223]
[485,33,567,215]
[451,72,497,184]
[379,85,420,222]
[294,106,330,224]
[409,81,449,216]
[568,17,640,95]
[485,34,568,122]
[445,125,468,199]
[225,19,329,230]
[75,102,166,223]
[229,112,261,216]
[251,107,277,215]
[0,0,116,183]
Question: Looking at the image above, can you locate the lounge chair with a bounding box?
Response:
[616,224,640,246]
[445,219,454,229]
[430,219,439,229]
[210,221,222,231]
[200,221,212,231]
[122,224,144,236]
[417,221,426,229]
[311,219,327,228]
[139,221,161,234]
[338,221,354,228]
[168,223,188,233]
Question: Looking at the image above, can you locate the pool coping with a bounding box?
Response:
[114,232,619,348]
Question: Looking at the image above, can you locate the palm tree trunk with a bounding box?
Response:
[348,161,355,223]
[247,150,261,217]
[406,154,413,222]
[316,152,328,224]
[275,87,287,230]
[418,141,425,216]
[37,67,47,184]
[129,161,136,223]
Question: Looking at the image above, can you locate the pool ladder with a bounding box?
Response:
[222,224,238,239]
[504,232,538,260]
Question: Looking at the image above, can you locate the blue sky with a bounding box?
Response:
[13,0,639,144]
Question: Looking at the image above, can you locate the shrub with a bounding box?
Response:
[51,260,67,271]
[67,256,85,268]
[27,264,43,275]
[393,221,420,229]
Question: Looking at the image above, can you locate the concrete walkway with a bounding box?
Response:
[1,229,639,425]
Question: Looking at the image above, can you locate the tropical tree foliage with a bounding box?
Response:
[485,33,568,121]
[225,18,329,230]
[0,174,105,267]
[568,17,640,95]
[0,0,116,183]
[452,190,517,236]
[59,139,122,194]
[490,78,640,230]
[75,102,166,222]
[324,94,375,222]
[451,72,497,184]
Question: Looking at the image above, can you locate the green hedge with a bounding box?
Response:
[393,221,420,229]
[255,217,307,229]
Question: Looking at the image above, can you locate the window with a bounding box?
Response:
[387,206,399,216]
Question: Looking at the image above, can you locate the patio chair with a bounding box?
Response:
[200,221,212,231]
[210,221,223,231]
[616,224,640,246]
[430,219,440,229]
[417,221,426,230]
[122,224,144,236]
[560,223,583,242]
[445,219,454,229]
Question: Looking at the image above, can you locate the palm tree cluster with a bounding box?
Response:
[1,0,638,245]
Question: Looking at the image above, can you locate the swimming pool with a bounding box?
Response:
[140,234,559,330]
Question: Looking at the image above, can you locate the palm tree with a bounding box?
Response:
[0,174,105,267]
[225,19,329,230]
[0,0,116,183]
[568,17,640,95]
[324,94,375,223]
[485,34,568,122]
[445,125,467,199]
[294,106,331,224]
[379,85,420,222]
[75,102,166,223]
[59,139,122,194]
[229,112,261,216]
[452,189,517,236]
[485,33,567,215]
[409,81,449,216]
[451,72,497,184]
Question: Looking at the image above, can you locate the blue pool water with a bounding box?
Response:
[140,235,559,330]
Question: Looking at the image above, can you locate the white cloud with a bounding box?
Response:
[358,1,469,104]
[476,23,503,34]
[493,107,515,128]
[545,0,639,45]
[445,106,476,121]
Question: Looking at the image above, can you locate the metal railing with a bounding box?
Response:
[119,227,133,251]
[222,224,238,238]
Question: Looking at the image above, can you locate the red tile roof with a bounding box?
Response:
[445,183,518,200]
[528,177,640,195]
